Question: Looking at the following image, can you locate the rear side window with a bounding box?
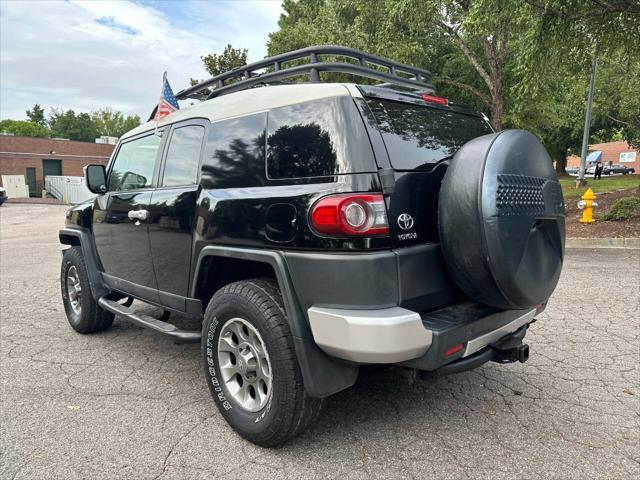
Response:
[366,99,493,171]
[162,125,205,186]
[266,96,375,179]
[201,113,266,189]
[108,133,161,191]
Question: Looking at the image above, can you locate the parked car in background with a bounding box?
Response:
[607,164,635,175]
[0,187,7,206]
[565,167,579,176]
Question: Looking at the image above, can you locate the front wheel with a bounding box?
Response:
[202,279,322,447]
[61,246,114,333]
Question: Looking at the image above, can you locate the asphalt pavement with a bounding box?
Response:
[1,203,638,479]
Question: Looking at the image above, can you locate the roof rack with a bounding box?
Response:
[176,45,434,101]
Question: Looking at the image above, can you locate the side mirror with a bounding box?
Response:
[85,164,107,194]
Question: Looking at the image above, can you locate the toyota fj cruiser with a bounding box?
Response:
[59,46,565,447]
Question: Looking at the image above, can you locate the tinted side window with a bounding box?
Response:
[108,134,161,191]
[266,96,375,179]
[162,125,205,187]
[201,113,266,189]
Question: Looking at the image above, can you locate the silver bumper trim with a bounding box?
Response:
[307,306,432,363]
[463,308,536,357]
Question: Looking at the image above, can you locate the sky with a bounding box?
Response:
[0,0,284,121]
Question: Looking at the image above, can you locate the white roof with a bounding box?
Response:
[123,83,360,140]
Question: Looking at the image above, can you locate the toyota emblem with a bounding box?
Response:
[397,213,414,230]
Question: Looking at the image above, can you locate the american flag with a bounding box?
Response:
[155,72,179,120]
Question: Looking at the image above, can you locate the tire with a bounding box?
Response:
[60,246,114,333]
[438,130,566,309]
[202,279,322,447]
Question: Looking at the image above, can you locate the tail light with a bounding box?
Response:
[421,93,449,106]
[310,193,389,237]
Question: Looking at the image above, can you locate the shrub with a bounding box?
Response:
[604,196,640,221]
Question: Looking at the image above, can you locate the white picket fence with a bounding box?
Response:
[45,176,95,204]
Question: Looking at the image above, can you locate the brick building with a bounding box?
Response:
[567,141,639,170]
[0,135,114,196]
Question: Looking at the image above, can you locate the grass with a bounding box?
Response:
[603,196,640,221]
[560,174,640,199]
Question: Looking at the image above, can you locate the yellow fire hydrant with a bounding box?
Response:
[578,188,597,223]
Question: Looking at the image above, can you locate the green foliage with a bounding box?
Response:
[191,44,249,88]
[202,44,248,77]
[91,108,141,138]
[603,195,640,221]
[269,1,455,88]
[3,105,139,141]
[48,109,98,142]
[25,104,46,126]
[0,119,49,137]
[267,0,640,171]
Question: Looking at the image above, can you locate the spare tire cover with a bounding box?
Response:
[438,129,565,310]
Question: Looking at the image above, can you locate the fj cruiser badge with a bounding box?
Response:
[397,213,414,230]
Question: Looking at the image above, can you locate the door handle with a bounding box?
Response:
[128,209,149,222]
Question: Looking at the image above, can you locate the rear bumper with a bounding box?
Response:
[308,303,536,370]
[308,306,432,363]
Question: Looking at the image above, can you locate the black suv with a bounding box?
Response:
[59,46,565,447]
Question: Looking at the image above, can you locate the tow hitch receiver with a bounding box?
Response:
[490,324,530,364]
[493,344,529,364]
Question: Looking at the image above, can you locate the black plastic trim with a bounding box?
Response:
[103,273,202,319]
[103,273,160,304]
[435,347,496,376]
[434,325,530,375]
[192,245,359,398]
[402,304,533,372]
[59,227,109,299]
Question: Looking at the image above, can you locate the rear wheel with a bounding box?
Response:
[202,279,322,447]
[61,246,114,333]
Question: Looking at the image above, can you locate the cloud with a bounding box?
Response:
[0,0,283,121]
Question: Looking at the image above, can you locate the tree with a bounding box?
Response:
[0,119,49,137]
[25,104,46,126]
[269,0,521,129]
[91,108,141,137]
[202,44,248,77]
[268,0,640,173]
[268,1,456,89]
[191,44,249,90]
[48,109,99,142]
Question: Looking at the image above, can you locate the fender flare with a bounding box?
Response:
[191,246,358,398]
[59,227,109,300]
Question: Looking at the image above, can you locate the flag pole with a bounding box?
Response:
[155,71,167,136]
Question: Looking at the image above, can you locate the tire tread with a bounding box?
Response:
[61,246,113,333]
[203,278,322,447]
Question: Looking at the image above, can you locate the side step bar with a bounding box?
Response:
[98,297,201,344]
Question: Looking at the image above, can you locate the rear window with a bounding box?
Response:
[366,99,493,171]
[266,96,375,179]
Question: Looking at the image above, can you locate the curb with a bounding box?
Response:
[6,198,67,205]
[566,237,640,249]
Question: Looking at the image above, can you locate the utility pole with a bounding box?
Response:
[577,57,597,187]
